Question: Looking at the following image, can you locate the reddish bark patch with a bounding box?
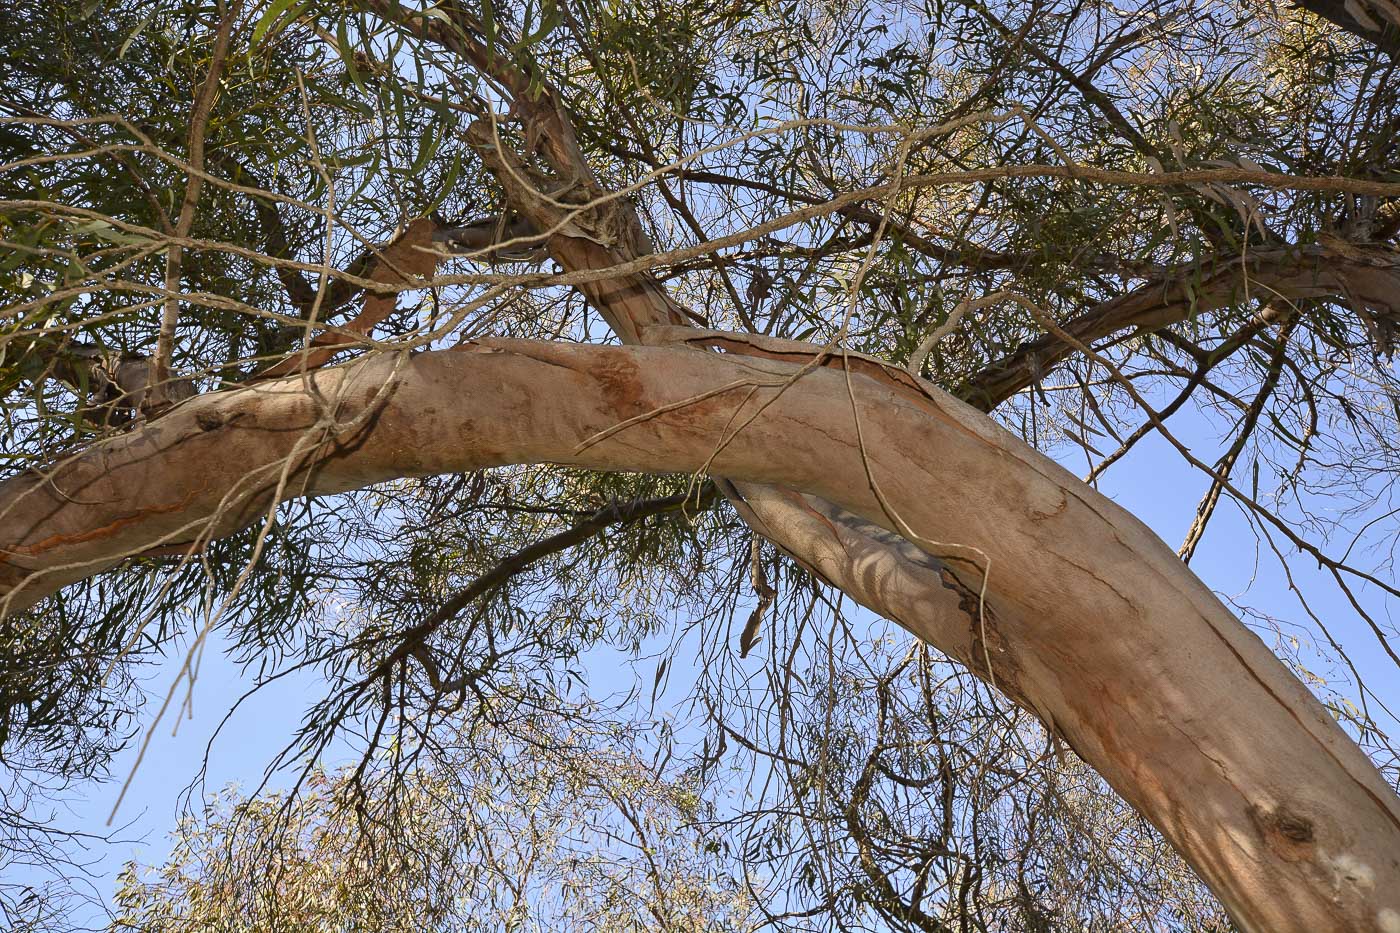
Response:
[590,353,649,418]
[1,487,203,563]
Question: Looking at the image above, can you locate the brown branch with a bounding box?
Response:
[257,216,441,379]
[1296,0,1400,57]
[2,340,1396,930]
[392,484,719,693]
[737,534,775,658]
[1084,314,1280,482]
[959,239,1400,411]
[611,154,1033,275]
[1178,320,1297,562]
[152,1,240,399]
[251,194,319,313]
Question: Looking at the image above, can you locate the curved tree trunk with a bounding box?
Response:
[2,338,1397,931]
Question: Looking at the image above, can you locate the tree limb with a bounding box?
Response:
[960,239,1400,409]
[1296,0,1400,57]
[152,1,240,400]
[1,339,1396,932]
[398,484,719,692]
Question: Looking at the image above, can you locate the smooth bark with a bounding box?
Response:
[2,339,1398,932]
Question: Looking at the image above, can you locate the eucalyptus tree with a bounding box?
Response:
[3,0,1400,930]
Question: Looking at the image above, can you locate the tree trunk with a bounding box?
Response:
[2,338,1397,931]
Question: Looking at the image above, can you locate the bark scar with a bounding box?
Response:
[1248,802,1318,862]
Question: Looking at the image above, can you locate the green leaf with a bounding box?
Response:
[251,0,302,48]
[117,10,157,59]
[481,0,497,56]
[337,18,368,96]
[517,0,560,49]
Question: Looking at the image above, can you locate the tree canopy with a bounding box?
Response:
[2,0,1400,929]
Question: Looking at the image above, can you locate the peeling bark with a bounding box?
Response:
[2,339,1397,932]
[259,216,443,378]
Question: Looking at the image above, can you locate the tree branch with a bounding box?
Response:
[397,484,719,692]
[258,216,441,378]
[1296,0,1400,57]
[959,239,1400,410]
[2,339,1396,931]
[152,1,240,400]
